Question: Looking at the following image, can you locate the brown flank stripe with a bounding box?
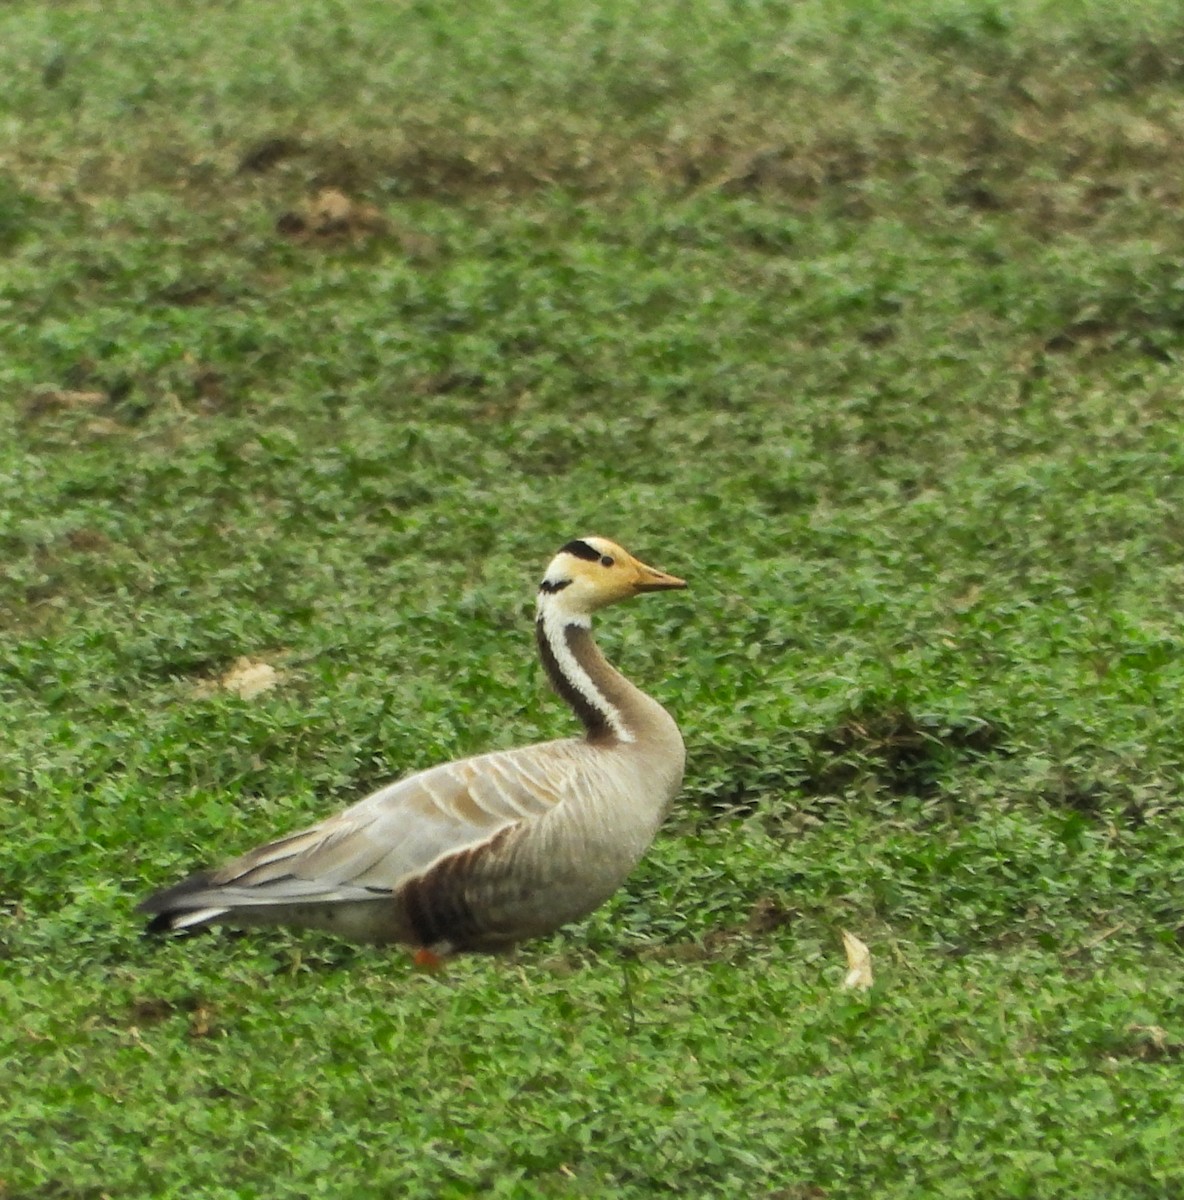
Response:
[401,827,514,951]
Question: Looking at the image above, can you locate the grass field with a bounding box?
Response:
[4,0,1184,1195]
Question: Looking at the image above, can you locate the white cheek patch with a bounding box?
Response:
[544,585,592,627]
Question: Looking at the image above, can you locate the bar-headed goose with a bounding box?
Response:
[139,537,687,962]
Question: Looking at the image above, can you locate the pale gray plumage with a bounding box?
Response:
[139,537,687,959]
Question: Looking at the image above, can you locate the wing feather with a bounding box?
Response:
[142,740,582,925]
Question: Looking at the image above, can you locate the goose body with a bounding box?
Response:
[139,537,687,957]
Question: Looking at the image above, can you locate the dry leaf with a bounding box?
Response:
[188,1003,217,1038]
[841,930,873,991]
[220,657,279,699]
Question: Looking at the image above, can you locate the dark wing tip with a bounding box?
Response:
[136,869,217,934]
[142,910,182,936]
[141,914,220,939]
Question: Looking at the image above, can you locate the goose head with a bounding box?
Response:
[537,536,686,621]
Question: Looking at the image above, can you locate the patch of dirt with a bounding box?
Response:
[743,895,796,934]
[20,363,142,428]
[691,706,1007,823]
[1108,1024,1184,1063]
[128,995,218,1038]
[1043,310,1181,362]
[154,279,225,307]
[799,706,1007,799]
[185,363,230,413]
[1039,775,1165,829]
[128,997,181,1024]
[276,187,391,244]
[410,370,488,397]
[62,528,113,554]
[237,136,305,174]
[20,388,107,420]
[945,167,1005,212]
[713,139,879,201]
[636,896,797,963]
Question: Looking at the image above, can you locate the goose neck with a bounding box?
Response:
[534,607,640,744]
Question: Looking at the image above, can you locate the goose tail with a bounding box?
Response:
[138,871,228,934]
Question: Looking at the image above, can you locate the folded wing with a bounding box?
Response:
[139,742,575,936]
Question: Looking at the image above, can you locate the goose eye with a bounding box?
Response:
[600,555,615,567]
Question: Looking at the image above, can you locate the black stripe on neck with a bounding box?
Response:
[561,539,600,562]
[538,578,572,594]
[536,616,613,741]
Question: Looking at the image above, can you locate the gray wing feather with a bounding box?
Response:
[178,742,576,911]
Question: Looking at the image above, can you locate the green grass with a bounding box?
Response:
[4,0,1184,1195]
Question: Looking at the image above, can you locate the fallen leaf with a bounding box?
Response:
[220,657,279,699]
[188,1003,217,1038]
[841,930,873,991]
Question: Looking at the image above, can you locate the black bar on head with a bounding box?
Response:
[560,539,601,562]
